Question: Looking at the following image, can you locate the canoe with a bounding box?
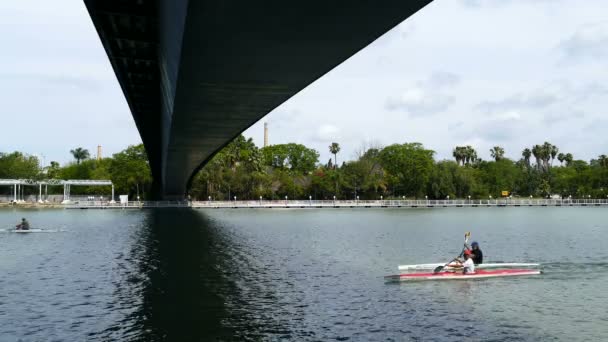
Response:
[385,269,541,282]
[398,262,540,272]
[0,229,57,233]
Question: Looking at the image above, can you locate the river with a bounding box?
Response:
[0,207,607,341]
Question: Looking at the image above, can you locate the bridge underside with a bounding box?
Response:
[85,0,432,199]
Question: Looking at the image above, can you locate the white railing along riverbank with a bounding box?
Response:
[60,198,608,209]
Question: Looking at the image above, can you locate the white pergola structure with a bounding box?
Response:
[61,179,114,204]
[0,179,114,204]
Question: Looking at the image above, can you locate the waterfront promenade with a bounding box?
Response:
[50,198,608,209]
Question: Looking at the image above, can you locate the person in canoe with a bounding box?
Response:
[453,249,475,274]
[15,218,30,230]
[470,241,483,265]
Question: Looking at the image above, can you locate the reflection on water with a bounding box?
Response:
[1,207,608,341]
[98,209,240,340]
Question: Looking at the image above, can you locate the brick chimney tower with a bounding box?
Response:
[97,145,102,160]
[263,122,268,147]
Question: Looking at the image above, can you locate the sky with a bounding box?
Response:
[2,0,608,166]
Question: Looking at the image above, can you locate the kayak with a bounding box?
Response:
[0,229,58,233]
[398,262,540,272]
[385,269,542,282]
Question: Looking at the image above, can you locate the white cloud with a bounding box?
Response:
[558,21,608,63]
[385,72,460,117]
[314,124,341,142]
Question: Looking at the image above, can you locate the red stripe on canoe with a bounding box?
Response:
[388,269,541,279]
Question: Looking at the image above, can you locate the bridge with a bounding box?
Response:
[84,0,432,199]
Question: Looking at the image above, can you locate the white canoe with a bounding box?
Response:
[386,269,542,282]
[398,262,540,272]
[0,229,58,233]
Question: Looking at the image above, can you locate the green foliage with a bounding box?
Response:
[192,138,608,200]
[6,137,608,201]
[261,143,319,174]
[70,147,90,164]
[329,142,341,168]
[109,145,152,197]
[479,159,520,197]
[0,152,40,179]
[379,143,435,198]
[45,161,61,179]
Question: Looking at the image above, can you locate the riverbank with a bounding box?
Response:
[0,202,63,209]
[67,198,608,209]
[3,198,608,209]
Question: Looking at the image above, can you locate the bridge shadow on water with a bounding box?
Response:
[104,209,265,341]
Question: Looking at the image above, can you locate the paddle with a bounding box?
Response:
[434,232,470,273]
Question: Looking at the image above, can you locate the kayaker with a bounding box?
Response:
[15,218,30,230]
[470,241,483,265]
[457,250,476,274]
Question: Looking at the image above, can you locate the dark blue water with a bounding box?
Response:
[1,207,607,341]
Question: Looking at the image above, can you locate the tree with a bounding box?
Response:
[262,143,319,174]
[329,142,341,169]
[479,159,520,197]
[428,161,457,199]
[522,148,532,168]
[557,153,565,166]
[339,148,386,199]
[540,142,557,170]
[550,145,559,166]
[597,155,608,168]
[453,146,465,166]
[532,145,542,171]
[464,146,477,166]
[489,146,505,161]
[109,145,152,197]
[379,143,435,197]
[453,146,477,166]
[531,143,557,172]
[46,161,61,179]
[70,147,90,164]
[564,153,574,166]
[0,152,40,179]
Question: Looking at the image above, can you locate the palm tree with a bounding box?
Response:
[532,145,542,171]
[464,146,477,166]
[564,153,573,166]
[329,142,341,169]
[489,146,505,161]
[557,153,565,166]
[598,154,608,168]
[522,148,532,168]
[70,147,90,164]
[550,144,559,166]
[452,146,464,165]
[541,142,553,170]
[45,161,61,178]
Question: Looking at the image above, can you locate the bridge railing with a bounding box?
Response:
[62,198,608,208]
[191,198,608,207]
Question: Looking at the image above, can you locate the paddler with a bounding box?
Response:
[458,250,475,274]
[15,218,30,230]
[470,241,483,265]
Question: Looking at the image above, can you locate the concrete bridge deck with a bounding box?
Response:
[84,0,433,199]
